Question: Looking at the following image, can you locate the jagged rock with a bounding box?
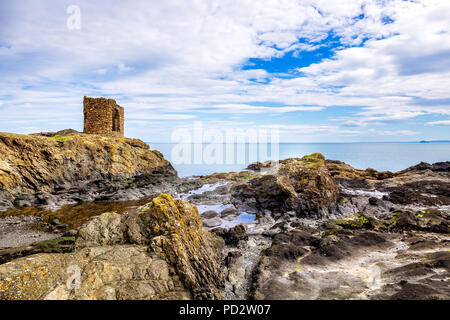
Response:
[232,153,339,217]
[226,224,248,246]
[327,158,450,207]
[368,197,381,206]
[246,161,276,171]
[385,180,450,206]
[212,224,248,246]
[0,194,225,300]
[0,132,179,211]
[402,161,450,173]
[326,160,394,180]
[389,210,449,233]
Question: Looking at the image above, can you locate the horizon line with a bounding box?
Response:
[146,140,450,144]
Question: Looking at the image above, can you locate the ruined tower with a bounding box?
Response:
[83,96,124,137]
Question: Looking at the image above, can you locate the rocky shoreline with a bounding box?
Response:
[0,131,201,213]
[0,132,449,300]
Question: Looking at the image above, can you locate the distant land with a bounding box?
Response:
[419,140,450,143]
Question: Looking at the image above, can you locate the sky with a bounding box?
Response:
[0,0,449,143]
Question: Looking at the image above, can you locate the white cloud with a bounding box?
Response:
[0,0,449,141]
[368,128,418,136]
[117,63,133,74]
[201,104,324,114]
[425,120,450,126]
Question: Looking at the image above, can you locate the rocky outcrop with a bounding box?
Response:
[0,194,225,300]
[328,159,450,208]
[400,161,450,173]
[232,153,339,217]
[250,210,450,300]
[326,160,395,181]
[0,132,179,212]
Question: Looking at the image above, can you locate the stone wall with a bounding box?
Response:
[83,97,124,137]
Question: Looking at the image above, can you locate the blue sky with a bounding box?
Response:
[0,0,449,142]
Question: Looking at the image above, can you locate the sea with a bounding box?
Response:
[150,142,450,178]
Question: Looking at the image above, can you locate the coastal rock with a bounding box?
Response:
[232,153,339,217]
[327,159,450,208]
[0,132,179,211]
[385,180,450,206]
[246,161,277,171]
[0,194,225,300]
[212,224,248,246]
[388,209,449,233]
[220,207,238,218]
[202,217,222,228]
[250,211,450,300]
[201,210,219,219]
[326,160,394,181]
[401,161,450,173]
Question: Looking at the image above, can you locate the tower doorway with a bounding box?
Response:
[112,108,121,132]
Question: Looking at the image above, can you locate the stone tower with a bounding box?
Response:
[83,96,124,137]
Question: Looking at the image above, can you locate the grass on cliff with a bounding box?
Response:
[50,135,76,142]
[303,153,325,169]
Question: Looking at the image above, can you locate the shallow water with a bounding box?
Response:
[220,212,257,229]
[177,182,257,229]
[0,197,154,232]
[340,187,388,199]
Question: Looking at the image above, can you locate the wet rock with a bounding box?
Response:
[13,197,33,208]
[368,197,382,206]
[214,185,229,195]
[63,230,78,237]
[202,217,222,228]
[225,251,242,267]
[237,203,259,214]
[202,210,219,219]
[268,231,316,260]
[256,215,276,225]
[35,192,57,207]
[0,199,13,212]
[221,207,238,217]
[227,224,248,246]
[261,229,279,238]
[51,219,62,226]
[0,236,76,265]
[227,256,245,288]
[386,180,450,206]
